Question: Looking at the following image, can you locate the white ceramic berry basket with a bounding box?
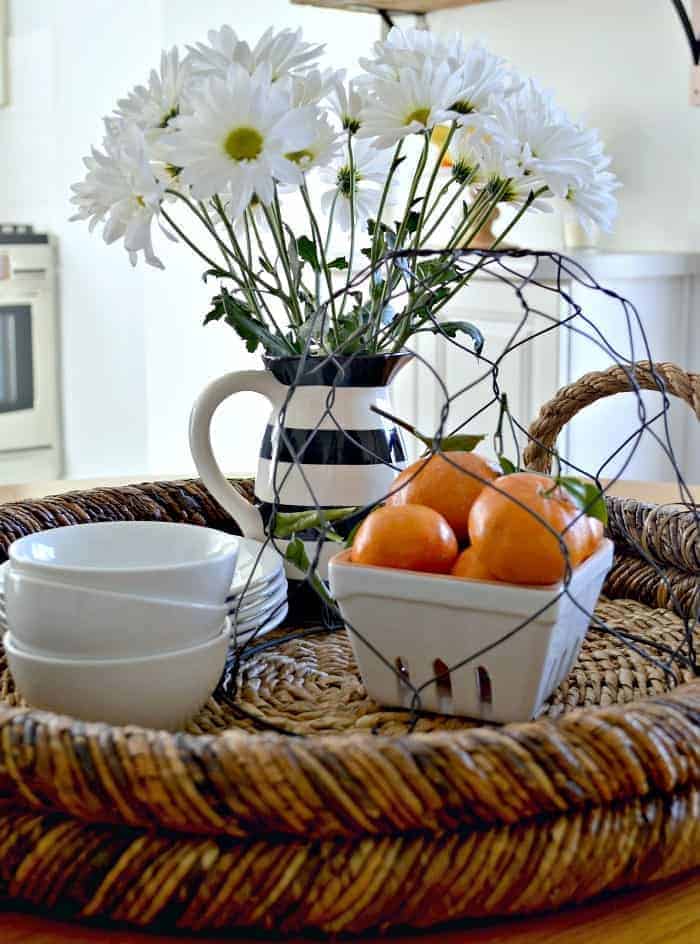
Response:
[328,539,614,724]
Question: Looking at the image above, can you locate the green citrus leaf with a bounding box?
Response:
[556,476,608,525]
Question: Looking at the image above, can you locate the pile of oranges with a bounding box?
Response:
[350,451,604,586]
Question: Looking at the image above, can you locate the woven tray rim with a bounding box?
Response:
[0,478,696,845]
[1,359,697,931]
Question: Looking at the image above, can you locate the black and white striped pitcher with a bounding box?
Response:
[189,353,412,576]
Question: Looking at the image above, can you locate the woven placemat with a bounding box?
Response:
[1,597,691,738]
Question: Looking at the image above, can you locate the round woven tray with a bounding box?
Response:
[0,361,697,935]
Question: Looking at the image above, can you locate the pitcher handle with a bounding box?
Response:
[189,370,285,541]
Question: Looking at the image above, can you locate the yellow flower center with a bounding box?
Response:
[224,127,263,161]
[136,195,145,207]
[405,107,431,127]
[285,148,314,165]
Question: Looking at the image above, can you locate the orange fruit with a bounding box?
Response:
[450,546,495,581]
[586,516,605,555]
[387,451,498,542]
[350,504,458,573]
[468,472,596,585]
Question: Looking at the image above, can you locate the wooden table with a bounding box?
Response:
[0,475,697,942]
[0,475,698,506]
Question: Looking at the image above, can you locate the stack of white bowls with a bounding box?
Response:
[2,521,239,730]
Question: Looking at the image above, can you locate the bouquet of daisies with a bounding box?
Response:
[71,25,619,357]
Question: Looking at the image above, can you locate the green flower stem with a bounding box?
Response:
[211,195,267,318]
[446,187,495,249]
[488,187,546,250]
[159,207,226,275]
[262,197,303,326]
[163,189,242,280]
[165,189,270,302]
[420,169,478,245]
[419,178,454,236]
[394,132,431,254]
[248,208,288,301]
[324,192,338,256]
[236,211,289,340]
[410,121,457,255]
[372,132,432,337]
[369,140,403,269]
[242,211,253,269]
[300,181,337,321]
[338,131,357,320]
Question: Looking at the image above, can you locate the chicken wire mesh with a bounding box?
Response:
[220,248,699,726]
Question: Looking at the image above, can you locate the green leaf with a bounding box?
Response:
[440,433,486,452]
[201,267,228,283]
[429,321,484,356]
[499,455,517,475]
[296,234,320,273]
[327,256,348,271]
[404,210,421,234]
[202,304,224,326]
[556,476,608,525]
[418,433,485,453]
[272,506,358,540]
[218,290,290,356]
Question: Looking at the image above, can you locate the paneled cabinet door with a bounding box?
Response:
[392,277,563,463]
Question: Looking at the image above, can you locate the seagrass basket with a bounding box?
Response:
[0,360,696,935]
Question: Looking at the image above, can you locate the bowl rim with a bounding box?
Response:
[4,564,231,613]
[9,522,239,575]
[3,619,231,667]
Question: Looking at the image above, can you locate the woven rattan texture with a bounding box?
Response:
[0,355,697,935]
[524,361,700,473]
[0,482,697,933]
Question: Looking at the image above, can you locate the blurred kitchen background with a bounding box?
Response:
[0,0,698,486]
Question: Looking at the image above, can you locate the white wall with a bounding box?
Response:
[1,0,698,480]
[1,0,375,479]
[433,0,700,253]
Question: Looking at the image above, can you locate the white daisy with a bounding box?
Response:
[449,123,550,212]
[187,25,324,83]
[70,122,167,268]
[164,64,314,216]
[450,42,511,116]
[566,167,620,234]
[357,59,466,149]
[285,112,341,171]
[321,138,396,231]
[286,67,340,107]
[328,75,365,133]
[360,27,467,80]
[487,81,594,198]
[115,47,191,139]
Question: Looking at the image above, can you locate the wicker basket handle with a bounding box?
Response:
[523,361,700,473]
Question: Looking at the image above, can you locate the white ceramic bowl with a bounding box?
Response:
[4,567,229,659]
[4,621,231,730]
[9,522,239,604]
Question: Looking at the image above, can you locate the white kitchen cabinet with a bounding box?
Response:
[392,252,700,484]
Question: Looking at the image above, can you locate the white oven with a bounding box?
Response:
[0,225,62,483]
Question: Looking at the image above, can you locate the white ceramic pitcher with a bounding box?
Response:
[189,354,412,575]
